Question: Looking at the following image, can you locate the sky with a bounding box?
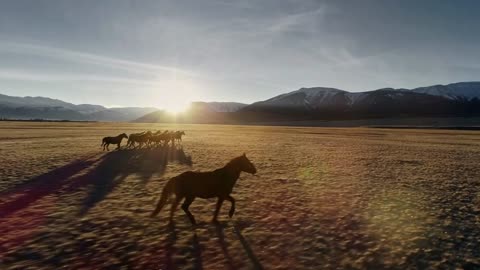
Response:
[0,0,479,109]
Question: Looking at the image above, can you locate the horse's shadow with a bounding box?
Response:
[163,221,263,270]
[214,222,263,270]
[214,223,236,269]
[78,145,192,215]
[0,144,192,218]
[164,221,203,269]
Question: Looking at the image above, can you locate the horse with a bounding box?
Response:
[129,131,152,148]
[152,130,173,146]
[127,131,146,148]
[149,131,170,147]
[150,153,257,225]
[163,131,173,145]
[173,131,185,143]
[101,133,128,151]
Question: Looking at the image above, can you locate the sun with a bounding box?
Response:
[163,100,190,113]
[152,75,198,113]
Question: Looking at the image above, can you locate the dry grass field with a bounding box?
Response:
[1,122,479,269]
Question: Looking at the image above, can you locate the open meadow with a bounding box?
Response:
[1,121,480,269]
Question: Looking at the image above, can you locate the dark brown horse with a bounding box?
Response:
[149,130,170,147]
[151,154,257,224]
[101,133,128,151]
[126,131,146,148]
[173,131,185,143]
[130,131,152,148]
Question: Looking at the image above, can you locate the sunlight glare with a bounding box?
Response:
[153,75,198,114]
[163,99,191,113]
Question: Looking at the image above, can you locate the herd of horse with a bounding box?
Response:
[101,130,186,151]
[101,130,258,225]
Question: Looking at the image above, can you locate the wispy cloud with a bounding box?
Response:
[0,68,160,86]
[0,40,283,87]
[0,41,197,77]
[267,7,326,34]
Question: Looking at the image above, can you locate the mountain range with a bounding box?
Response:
[136,82,480,123]
[1,81,480,123]
[0,94,158,122]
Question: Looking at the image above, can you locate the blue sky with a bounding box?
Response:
[0,0,479,109]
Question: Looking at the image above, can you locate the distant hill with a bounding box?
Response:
[238,82,480,121]
[134,101,248,124]
[411,82,480,100]
[0,93,157,121]
[245,82,480,111]
[2,81,480,124]
[136,82,480,124]
[189,101,247,112]
[134,103,238,124]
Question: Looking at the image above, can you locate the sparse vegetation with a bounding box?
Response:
[1,122,479,269]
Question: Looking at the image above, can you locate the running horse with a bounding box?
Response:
[126,131,146,148]
[101,133,128,151]
[173,131,186,144]
[151,153,257,225]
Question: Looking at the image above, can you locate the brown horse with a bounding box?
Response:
[173,131,186,143]
[151,154,257,225]
[126,131,146,148]
[101,133,128,151]
[149,130,170,147]
[132,131,152,148]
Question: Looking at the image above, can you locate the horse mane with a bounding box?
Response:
[224,155,244,169]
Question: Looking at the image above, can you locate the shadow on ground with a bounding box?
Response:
[77,145,192,215]
[0,144,192,219]
[162,221,263,270]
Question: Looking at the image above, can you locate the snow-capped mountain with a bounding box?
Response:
[412,82,480,100]
[2,81,480,123]
[0,93,157,121]
[235,82,480,122]
[245,82,480,111]
[0,93,105,113]
[255,87,348,109]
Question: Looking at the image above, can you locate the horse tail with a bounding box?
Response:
[101,137,106,146]
[150,178,176,217]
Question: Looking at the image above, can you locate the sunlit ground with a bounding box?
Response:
[0,122,479,269]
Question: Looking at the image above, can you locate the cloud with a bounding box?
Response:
[267,6,326,34]
[0,41,197,77]
[0,68,161,86]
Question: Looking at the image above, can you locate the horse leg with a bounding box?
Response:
[117,143,120,150]
[212,197,224,223]
[181,196,197,225]
[106,143,110,151]
[151,194,168,218]
[226,195,236,218]
[169,195,183,223]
